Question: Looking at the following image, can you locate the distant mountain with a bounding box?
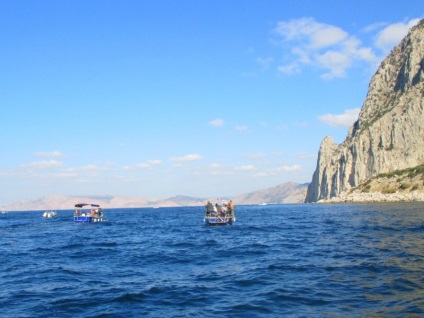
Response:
[4,194,154,211]
[232,182,308,204]
[152,195,206,206]
[3,182,308,211]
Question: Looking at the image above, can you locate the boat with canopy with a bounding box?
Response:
[204,199,235,225]
[74,203,104,223]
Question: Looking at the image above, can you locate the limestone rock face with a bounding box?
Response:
[305,20,424,203]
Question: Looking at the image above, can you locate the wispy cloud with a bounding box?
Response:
[235,125,248,132]
[170,154,203,163]
[123,160,161,170]
[318,108,360,128]
[275,17,348,49]
[35,151,64,158]
[374,18,421,53]
[23,160,63,170]
[208,163,223,169]
[234,165,256,171]
[256,57,273,70]
[274,17,378,79]
[13,161,114,180]
[276,165,302,172]
[242,153,266,159]
[294,152,316,159]
[209,119,224,127]
[252,172,269,177]
[65,164,110,177]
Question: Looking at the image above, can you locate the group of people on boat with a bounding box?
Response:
[74,207,103,218]
[205,200,234,219]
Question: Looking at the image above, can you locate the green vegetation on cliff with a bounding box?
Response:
[352,163,424,194]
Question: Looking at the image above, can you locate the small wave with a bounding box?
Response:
[92,242,118,247]
[224,303,273,315]
[112,292,147,302]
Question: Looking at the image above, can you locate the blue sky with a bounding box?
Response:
[0,1,422,203]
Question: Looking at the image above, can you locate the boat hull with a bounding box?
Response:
[204,217,234,226]
[43,212,57,218]
[74,216,103,223]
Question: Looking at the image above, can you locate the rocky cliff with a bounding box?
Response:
[305,20,424,203]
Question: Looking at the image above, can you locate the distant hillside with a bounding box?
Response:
[232,182,308,204]
[3,182,308,211]
[4,194,155,211]
[152,195,205,206]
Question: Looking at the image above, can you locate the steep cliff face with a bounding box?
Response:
[305,20,424,203]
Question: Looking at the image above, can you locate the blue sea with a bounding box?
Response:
[1,203,424,317]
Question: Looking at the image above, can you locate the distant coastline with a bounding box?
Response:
[2,182,308,211]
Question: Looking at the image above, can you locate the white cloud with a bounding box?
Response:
[23,160,63,169]
[363,22,388,33]
[277,165,302,172]
[123,163,149,170]
[209,119,224,127]
[79,165,105,171]
[292,47,312,64]
[242,153,266,159]
[256,57,273,69]
[234,165,256,171]
[124,159,162,170]
[275,17,348,49]
[208,163,222,169]
[235,125,248,132]
[50,172,77,178]
[170,154,203,162]
[277,63,301,75]
[294,152,316,159]
[210,170,234,176]
[374,18,421,53]
[35,151,64,158]
[273,17,378,79]
[65,164,109,177]
[318,108,360,128]
[317,50,351,78]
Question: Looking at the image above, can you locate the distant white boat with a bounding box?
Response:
[43,211,57,218]
[1,210,7,214]
[258,203,267,206]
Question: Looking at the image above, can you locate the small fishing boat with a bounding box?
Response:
[1,210,7,215]
[74,203,104,223]
[43,211,57,218]
[204,200,235,225]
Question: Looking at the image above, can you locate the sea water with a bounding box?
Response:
[1,203,424,317]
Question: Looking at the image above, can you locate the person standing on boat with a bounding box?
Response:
[206,201,213,216]
[229,200,234,217]
[220,204,227,217]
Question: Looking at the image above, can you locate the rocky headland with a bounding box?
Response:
[305,20,424,203]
